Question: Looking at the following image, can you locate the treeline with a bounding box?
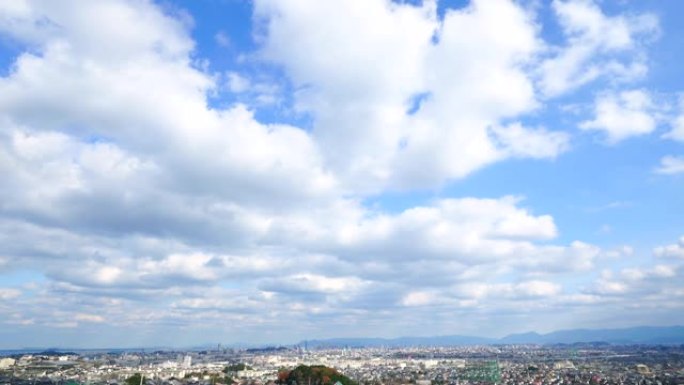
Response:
[224,364,253,372]
[277,365,357,385]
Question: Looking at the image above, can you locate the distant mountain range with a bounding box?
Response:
[301,326,684,348]
[4,326,683,353]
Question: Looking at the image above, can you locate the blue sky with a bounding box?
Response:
[0,0,683,349]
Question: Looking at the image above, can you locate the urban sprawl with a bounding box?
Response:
[1,344,683,385]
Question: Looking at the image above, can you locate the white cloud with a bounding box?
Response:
[0,2,337,215]
[255,0,567,191]
[454,280,561,300]
[0,0,194,60]
[0,288,21,300]
[662,92,684,142]
[654,236,684,259]
[290,196,560,265]
[580,89,657,143]
[655,155,684,175]
[587,238,684,301]
[667,116,684,142]
[261,274,370,296]
[226,72,250,93]
[514,280,562,298]
[602,245,633,258]
[490,123,570,159]
[400,280,561,308]
[539,0,658,96]
[74,313,105,323]
[401,291,439,307]
[593,280,628,295]
[45,251,309,290]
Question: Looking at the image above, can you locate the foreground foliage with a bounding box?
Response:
[277,365,357,385]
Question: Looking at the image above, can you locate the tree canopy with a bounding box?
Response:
[125,373,147,385]
[224,363,253,372]
[277,365,357,385]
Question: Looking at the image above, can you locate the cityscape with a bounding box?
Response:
[2,343,684,385]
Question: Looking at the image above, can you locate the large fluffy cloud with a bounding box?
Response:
[255,0,570,191]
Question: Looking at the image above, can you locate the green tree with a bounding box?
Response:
[125,374,147,385]
[224,363,253,373]
[277,365,357,385]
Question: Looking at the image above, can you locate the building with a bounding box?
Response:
[0,357,16,369]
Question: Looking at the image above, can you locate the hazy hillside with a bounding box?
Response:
[302,326,684,348]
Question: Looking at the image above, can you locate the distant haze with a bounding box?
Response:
[302,326,684,348]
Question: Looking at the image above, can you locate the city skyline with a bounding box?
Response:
[0,0,683,348]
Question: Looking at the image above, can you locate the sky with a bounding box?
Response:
[0,0,683,349]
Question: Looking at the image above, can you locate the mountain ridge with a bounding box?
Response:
[301,326,684,348]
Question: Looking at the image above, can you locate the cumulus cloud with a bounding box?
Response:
[655,155,684,175]
[538,0,658,96]
[585,234,684,311]
[580,90,657,143]
[666,119,684,141]
[453,280,562,301]
[654,236,684,259]
[259,274,370,298]
[490,123,570,159]
[225,72,250,93]
[0,288,21,300]
[590,263,681,297]
[310,197,560,265]
[663,96,684,141]
[401,291,440,307]
[74,313,105,323]
[254,0,571,191]
[399,280,561,309]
